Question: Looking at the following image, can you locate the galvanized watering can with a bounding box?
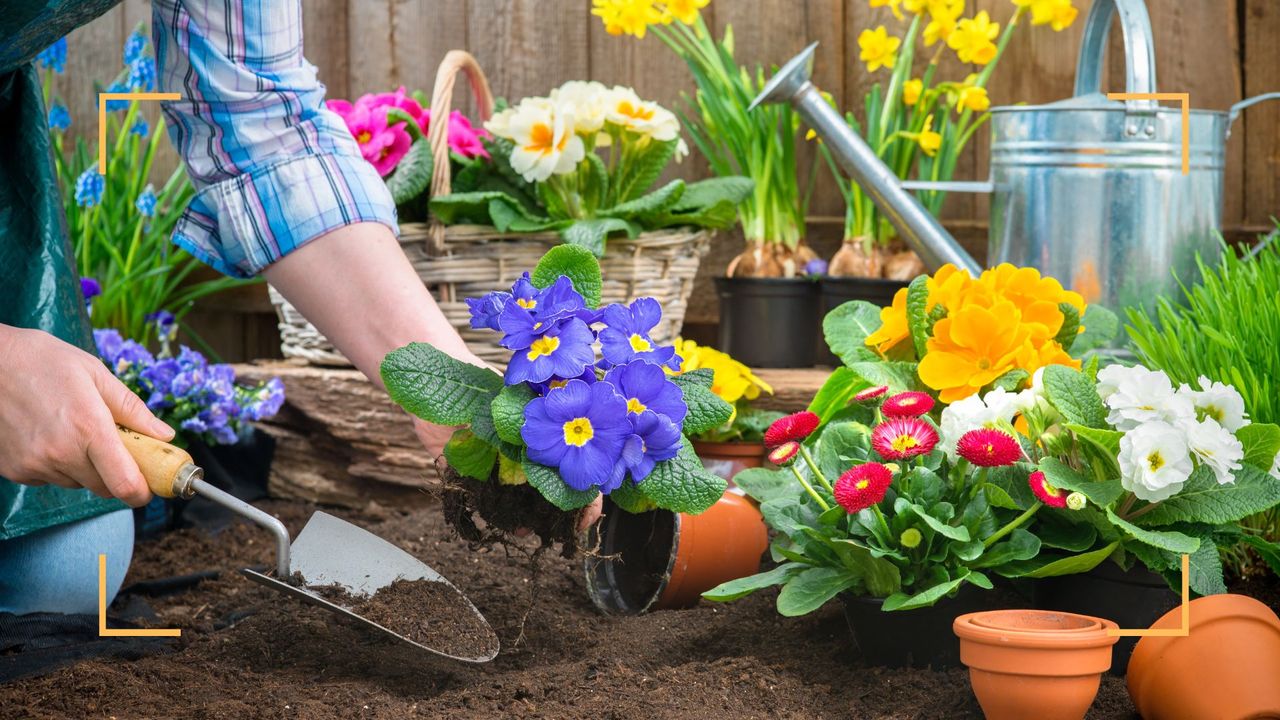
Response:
[754,0,1280,315]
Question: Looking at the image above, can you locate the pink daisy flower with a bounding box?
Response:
[882,391,935,418]
[764,411,820,449]
[1028,470,1068,508]
[834,462,894,513]
[768,441,801,466]
[852,385,889,403]
[871,417,938,460]
[956,428,1023,467]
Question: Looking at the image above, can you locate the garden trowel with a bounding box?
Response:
[118,427,499,663]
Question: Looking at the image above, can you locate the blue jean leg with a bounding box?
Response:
[0,509,134,614]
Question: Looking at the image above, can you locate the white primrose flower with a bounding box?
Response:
[550,80,610,135]
[1271,449,1280,481]
[1118,421,1195,502]
[1097,363,1193,432]
[939,387,1022,459]
[604,86,681,142]
[1178,376,1250,432]
[1178,417,1244,485]
[500,98,586,183]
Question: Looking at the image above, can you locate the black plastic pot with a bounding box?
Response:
[842,584,1012,668]
[715,276,819,368]
[817,276,908,366]
[1032,562,1179,675]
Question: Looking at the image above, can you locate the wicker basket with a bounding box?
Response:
[270,51,710,366]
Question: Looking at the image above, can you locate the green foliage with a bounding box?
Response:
[522,459,600,511]
[491,384,535,445]
[1042,365,1108,428]
[1135,465,1280,527]
[531,244,603,308]
[443,429,498,481]
[823,301,882,366]
[384,132,434,205]
[381,343,503,426]
[670,370,735,436]
[1072,304,1120,354]
[636,438,728,514]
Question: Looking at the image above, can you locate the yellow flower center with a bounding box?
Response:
[616,100,655,122]
[626,397,647,414]
[1147,451,1165,471]
[563,417,594,447]
[1204,405,1225,422]
[548,379,569,390]
[517,297,537,310]
[526,335,560,361]
[855,479,870,490]
[629,334,652,353]
[356,131,372,144]
[525,122,567,155]
[899,397,918,407]
[891,434,920,453]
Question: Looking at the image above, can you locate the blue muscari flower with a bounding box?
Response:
[80,277,101,302]
[105,81,129,111]
[146,309,175,343]
[241,377,286,421]
[603,361,687,426]
[501,312,595,385]
[93,329,126,367]
[131,116,149,137]
[123,27,147,65]
[48,103,71,132]
[113,340,155,376]
[598,297,679,369]
[75,167,105,207]
[140,357,180,410]
[36,38,67,73]
[135,184,157,217]
[622,410,682,482]
[521,379,634,493]
[804,258,829,276]
[127,56,156,92]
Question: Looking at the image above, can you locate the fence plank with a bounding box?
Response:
[1243,0,1280,229]
[468,0,589,104]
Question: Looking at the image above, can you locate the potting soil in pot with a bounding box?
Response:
[307,579,499,659]
[6,499,1269,718]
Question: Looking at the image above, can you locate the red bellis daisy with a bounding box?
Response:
[871,418,938,460]
[882,391,935,418]
[1028,470,1068,508]
[956,428,1023,467]
[764,411,820,449]
[768,441,801,466]
[852,385,889,403]
[834,463,894,513]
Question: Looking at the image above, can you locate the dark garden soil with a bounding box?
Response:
[440,467,582,557]
[2,499,1276,719]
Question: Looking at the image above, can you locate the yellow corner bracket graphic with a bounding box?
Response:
[97,92,181,169]
[1106,553,1189,637]
[1105,92,1190,176]
[99,554,181,637]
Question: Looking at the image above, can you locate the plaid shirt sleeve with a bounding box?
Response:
[152,0,397,279]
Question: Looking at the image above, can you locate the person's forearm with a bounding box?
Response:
[262,222,483,387]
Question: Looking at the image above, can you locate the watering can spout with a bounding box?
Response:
[753,44,982,275]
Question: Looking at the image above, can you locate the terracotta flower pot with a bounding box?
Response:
[692,440,765,483]
[954,609,1119,720]
[1127,594,1280,720]
[583,488,769,614]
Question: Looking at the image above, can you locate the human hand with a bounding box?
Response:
[0,325,175,507]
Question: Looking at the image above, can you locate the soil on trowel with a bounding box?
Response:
[309,578,498,659]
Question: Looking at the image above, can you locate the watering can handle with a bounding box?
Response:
[1074,0,1158,115]
[1226,92,1280,140]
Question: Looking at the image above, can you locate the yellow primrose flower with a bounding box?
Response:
[870,0,905,20]
[903,78,924,106]
[859,26,902,73]
[958,84,989,112]
[917,114,942,156]
[661,0,709,25]
[592,0,664,38]
[948,11,1000,64]
[1014,0,1078,31]
[605,86,681,141]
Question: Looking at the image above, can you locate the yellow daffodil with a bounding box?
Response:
[903,78,924,106]
[922,0,965,45]
[1013,0,1078,31]
[916,114,942,156]
[805,128,818,141]
[948,11,1000,64]
[592,0,665,38]
[870,0,905,21]
[958,84,989,111]
[661,0,709,25]
[859,26,902,73]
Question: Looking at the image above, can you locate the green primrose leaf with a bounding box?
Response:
[1035,518,1098,551]
[776,567,860,616]
[1037,457,1124,507]
[905,502,970,542]
[1042,365,1107,428]
[637,438,727,514]
[905,275,930,358]
[609,481,657,514]
[443,429,497,481]
[970,528,1040,569]
[1186,541,1228,596]
[1240,535,1280,576]
[428,190,511,225]
[559,217,638,257]
[1067,423,1123,459]
[731,467,798,505]
[1237,423,1280,471]
[672,371,734,436]
[1072,304,1119,355]
[807,367,869,423]
[981,483,1021,510]
[522,458,600,511]
[702,563,807,602]
[1133,464,1280,526]
[999,540,1120,578]
[531,244,603,308]
[381,343,503,426]
[991,369,1029,393]
[603,179,685,221]
[1105,508,1200,554]
[881,574,968,611]
[849,361,924,394]
[1054,302,1081,352]
[491,383,536,446]
[823,301,882,366]
[384,139,433,205]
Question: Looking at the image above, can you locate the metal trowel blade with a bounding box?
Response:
[242,511,499,663]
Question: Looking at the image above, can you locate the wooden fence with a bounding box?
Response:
[50,0,1280,360]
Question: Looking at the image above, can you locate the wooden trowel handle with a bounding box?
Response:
[117,426,202,499]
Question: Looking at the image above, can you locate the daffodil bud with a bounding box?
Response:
[1066,492,1087,511]
[900,528,923,549]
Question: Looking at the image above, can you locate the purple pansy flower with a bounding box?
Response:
[623,410,682,482]
[598,297,679,369]
[521,380,634,492]
[501,315,595,385]
[603,361,687,426]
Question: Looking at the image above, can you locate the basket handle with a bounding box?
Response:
[426,50,496,255]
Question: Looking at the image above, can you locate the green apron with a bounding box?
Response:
[0,0,128,540]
